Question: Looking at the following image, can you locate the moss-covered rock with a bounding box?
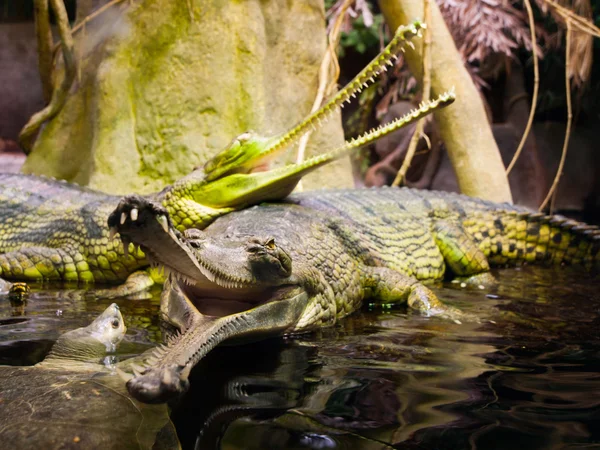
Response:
[23,0,351,194]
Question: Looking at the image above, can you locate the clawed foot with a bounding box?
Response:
[0,278,13,294]
[107,195,177,256]
[122,364,189,404]
[452,272,497,289]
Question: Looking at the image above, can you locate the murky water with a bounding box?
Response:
[1,266,599,449]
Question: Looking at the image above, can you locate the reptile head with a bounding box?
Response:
[202,132,277,182]
[86,303,127,352]
[181,228,293,287]
[111,197,309,402]
[152,222,302,319]
[160,21,439,230]
[48,303,127,362]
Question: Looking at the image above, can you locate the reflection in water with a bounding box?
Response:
[0,266,599,449]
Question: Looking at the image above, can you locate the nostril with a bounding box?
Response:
[184,228,204,240]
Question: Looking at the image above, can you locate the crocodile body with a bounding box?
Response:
[287,188,600,272]
[110,188,600,402]
[0,173,147,283]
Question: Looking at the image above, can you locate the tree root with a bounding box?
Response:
[19,0,76,154]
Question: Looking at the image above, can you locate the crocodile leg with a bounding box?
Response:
[432,221,490,275]
[364,266,471,322]
[84,270,155,299]
[432,221,496,286]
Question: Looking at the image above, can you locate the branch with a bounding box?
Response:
[295,0,352,190]
[506,0,539,176]
[392,0,431,187]
[543,0,600,38]
[51,0,129,57]
[19,0,76,153]
[34,0,53,102]
[539,20,573,212]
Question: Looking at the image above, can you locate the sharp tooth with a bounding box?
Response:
[145,357,157,366]
[131,363,146,377]
[130,208,138,221]
[122,237,131,257]
[116,367,133,382]
[156,215,169,233]
[109,227,118,240]
[120,212,127,225]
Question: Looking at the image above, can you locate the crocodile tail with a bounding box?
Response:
[465,210,600,268]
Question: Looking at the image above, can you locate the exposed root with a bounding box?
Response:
[506,0,539,176]
[539,20,573,212]
[19,0,76,153]
[392,0,432,187]
[34,0,53,102]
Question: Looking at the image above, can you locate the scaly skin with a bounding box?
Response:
[0,173,147,284]
[0,21,445,296]
[110,188,600,402]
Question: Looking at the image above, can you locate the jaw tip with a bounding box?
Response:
[126,365,189,404]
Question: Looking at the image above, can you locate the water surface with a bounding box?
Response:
[1,266,599,449]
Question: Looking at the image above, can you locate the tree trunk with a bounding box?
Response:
[380,0,513,203]
[22,0,351,194]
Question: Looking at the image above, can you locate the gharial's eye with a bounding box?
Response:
[265,238,276,250]
[189,240,203,249]
[111,319,121,329]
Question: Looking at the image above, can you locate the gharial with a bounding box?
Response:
[109,186,600,403]
[0,303,178,448]
[0,21,450,297]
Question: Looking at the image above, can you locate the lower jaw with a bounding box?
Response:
[128,288,310,404]
[179,282,300,318]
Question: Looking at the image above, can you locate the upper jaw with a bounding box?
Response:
[109,195,297,316]
[109,195,260,290]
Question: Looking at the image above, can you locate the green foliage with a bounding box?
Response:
[338,14,384,57]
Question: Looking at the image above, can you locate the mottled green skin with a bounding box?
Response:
[286,188,600,274]
[196,187,600,322]
[0,172,223,286]
[0,173,147,283]
[3,171,599,290]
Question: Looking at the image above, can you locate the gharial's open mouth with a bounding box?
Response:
[167,269,301,318]
[110,196,299,319]
[110,197,311,404]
